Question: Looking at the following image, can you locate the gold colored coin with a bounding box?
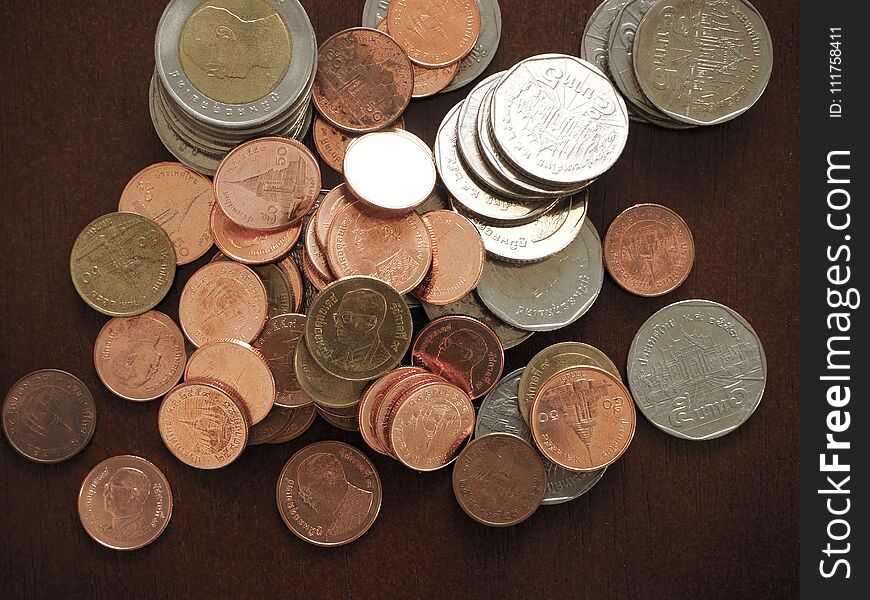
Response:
[294,342,366,410]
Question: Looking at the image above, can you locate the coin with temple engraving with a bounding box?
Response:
[627,300,767,440]
[387,0,481,67]
[209,202,301,265]
[277,441,382,546]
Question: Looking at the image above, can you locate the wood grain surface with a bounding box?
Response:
[0,1,799,598]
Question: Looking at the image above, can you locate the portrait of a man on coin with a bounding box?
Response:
[331,289,391,373]
[110,337,163,390]
[432,328,487,388]
[100,467,153,542]
[296,452,373,538]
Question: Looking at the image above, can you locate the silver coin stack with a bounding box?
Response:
[150,0,317,175]
[581,0,773,128]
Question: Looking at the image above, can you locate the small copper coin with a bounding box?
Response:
[78,455,172,550]
[268,404,317,444]
[2,370,96,463]
[294,342,368,410]
[531,366,637,472]
[326,203,432,295]
[412,62,461,97]
[118,162,215,265]
[212,253,298,318]
[317,406,361,432]
[359,367,427,455]
[94,310,186,402]
[412,210,486,305]
[179,261,269,347]
[313,116,405,173]
[387,0,481,67]
[452,433,547,527]
[377,372,446,455]
[158,382,249,469]
[213,137,321,231]
[277,258,305,313]
[184,340,276,426]
[302,249,334,292]
[604,203,695,296]
[312,28,413,133]
[276,441,382,546]
[249,406,296,445]
[304,216,333,281]
[412,315,504,399]
[253,313,312,409]
[210,203,302,265]
[314,184,358,249]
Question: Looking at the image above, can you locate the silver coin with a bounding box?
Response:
[633,0,773,125]
[475,368,607,504]
[476,219,603,331]
[360,0,391,26]
[580,0,629,74]
[421,292,533,350]
[627,300,767,440]
[440,0,503,93]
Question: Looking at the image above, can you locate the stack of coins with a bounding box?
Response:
[581,0,773,128]
[151,0,318,175]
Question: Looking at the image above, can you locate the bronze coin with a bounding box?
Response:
[304,215,333,281]
[357,366,425,456]
[78,455,172,550]
[313,116,406,173]
[294,342,367,410]
[209,202,302,265]
[314,184,358,250]
[268,403,317,444]
[276,441,382,547]
[452,433,547,527]
[604,203,695,297]
[387,0,481,67]
[316,406,360,432]
[530,366,637,472]
[412,315,504,399]
[276,257,305,313]
[94,310,186,402]
[377,372,445,456]
[312,27,413,132]
[302,248,334,292]
[211,253,298,318]
[248,406,296,445]
[305,276,414,381]
[2,370,96,464]
[411,61,461,98]
[252,313,312,409]
[213,137,321,231]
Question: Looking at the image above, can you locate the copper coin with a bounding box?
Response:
[179,261,269,347]
[294,342,367,410]
[411,210,486,305]
[412,315,504,399]
[77,455,172,550]
[158,382,249,469]
[411,61,461,98]
[326,202,432,295]
[213,137,321,231]
[377,372,445,456]
[277,258,305,313]
[276,441,382,546]
[389,381,474,471]
[314,184,358,250]
[387,0,481,67]
[302,249,334,292]
[313,115,405,173]
[248,406,296,445]
[358,366,425,456]
[317,406,361,432]
[211,253,298,318]
[603,203,695,297]
[252,313,311,409]
[118,162,215,265]
[184,340,276,426]
[2,370,96,464]
[94,310,186,402]
[452,433,547,527]
[530,366,637,472]
[268,404,317,444]
[312,28,413,133]
[303,216,333,281]
[210,203,302,265]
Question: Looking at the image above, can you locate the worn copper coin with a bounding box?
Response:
[531,366,636,472]
[604,203,694,296]
[294,342,368,410]
[302,248,334,292]
[209,202,302,265]
[388,0,481,67]
[94,311,186,402]
[276,441,382,546]
[358,366,426,456]
[412,210,485,305]
[268,403,317,444]
[2,370,96,464]
[77,455,172,551]
[313,116,405,173]
[249,406,296,445]
[312,27,413,132]
[211,253,298,318]
[304,216,333,281]
[412,61,461,97]
[412,315,504,399]
[118,162,215,265]
[213,137,321,231]
[452,433,546,527]
[252,313,311,409]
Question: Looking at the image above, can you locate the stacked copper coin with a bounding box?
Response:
[150,0,317,175]
[581,0,773,128]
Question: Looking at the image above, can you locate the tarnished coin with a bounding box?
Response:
[78,455,172,551]
[412,315,504,399]
[209,203,301,265]
[412,61,460,98]
[249,406,296,445]
[118,162,216,265]
[276,441,382,546]
[627,300,767,440]
[604,204,694,296]
[268,403,317,444]
[94,311,186,402]
[580,0,629,74]
[158,382,249,469]
[422,292,533,350]
[294,342,368,410]
[531,366,636,472]
[387,0,481,67]
[453,432,546,527]
[2,370,96,464]
[253,313,311,409]
[313,116,405,173]
[70,212,176,317]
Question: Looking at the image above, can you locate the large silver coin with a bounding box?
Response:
[475,368,607,505]
[627,300,767,440]
[476,219,603,331]
[491,54,629,186]
[580,0,629,73]
[633,0,773,125]
[422,292,533,350]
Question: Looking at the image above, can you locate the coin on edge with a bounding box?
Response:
[253,313,312,409]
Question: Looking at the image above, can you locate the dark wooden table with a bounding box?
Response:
[0,1,799,598]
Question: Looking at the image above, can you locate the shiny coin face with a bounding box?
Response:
[252,313,312,409]
[77,455,172,551]
[627,300,767,440]
[421,292,533,350]
[70,212,176,317]
[276,441,382,546]
[212,253,299,317]
[94,311,186,402]
[2,370,96,463]
[387,0,481,67]
[580,0,629,73]
[453,433,546,527]
[209,203,301,265]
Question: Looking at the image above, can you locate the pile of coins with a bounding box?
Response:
[581,0,773,128]
[151,0,317,175]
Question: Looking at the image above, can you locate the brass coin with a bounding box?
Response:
[294,342,367,410]
[70,212,176,317]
